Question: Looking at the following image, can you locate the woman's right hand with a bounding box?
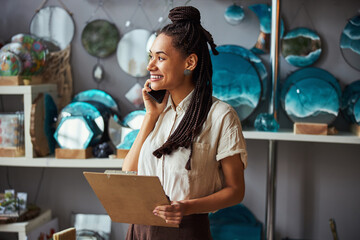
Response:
[143,79,170,118]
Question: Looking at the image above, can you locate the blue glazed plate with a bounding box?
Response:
[341,80,360,124]
[224,4,245,25]
[73,89,120,116]
[211,50,262,121]
[281,67,341,109]
[215,45,268,101]
[340,15,360,71]
[283,78,340,124]
[281,28,322,67]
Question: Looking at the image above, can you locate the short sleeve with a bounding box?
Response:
[215,108,247,168]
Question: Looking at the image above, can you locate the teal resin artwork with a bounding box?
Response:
[341,80,360,124]
[58,102,105,146]
[280,67,341,103]
[215,45,268,101]
[211,48,262,121]
[248,4,285,54]
[281,28,322,67]
[340,15,360,71]
[73,89,120,117]
[122,110,146,129]
[117,129,139,150]
[281,77,340,124]
[224,4,245,25]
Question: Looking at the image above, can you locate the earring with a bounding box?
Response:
[184,69,191,76]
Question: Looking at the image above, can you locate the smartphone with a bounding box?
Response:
[147,85,166,103]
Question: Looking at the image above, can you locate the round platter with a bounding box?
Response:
[0,51,23,76]
[210,48,262,121]
[340,15,360,71]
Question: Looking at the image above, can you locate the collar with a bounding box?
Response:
[164,90,195,113]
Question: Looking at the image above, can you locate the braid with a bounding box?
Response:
[152,6,218,170]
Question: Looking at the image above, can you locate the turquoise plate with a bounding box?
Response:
[340,15,360,71]
[73,89,120,116]
[282,78,340,124]
[211,49,262,121]
[341,80,360,124]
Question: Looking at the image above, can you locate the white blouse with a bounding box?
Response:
[138,91,247,201]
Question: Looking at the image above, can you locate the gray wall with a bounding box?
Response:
[1,0,360,239]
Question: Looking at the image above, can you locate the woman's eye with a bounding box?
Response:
[158,56,164,61]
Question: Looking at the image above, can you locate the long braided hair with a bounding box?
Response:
[152,6,219,170]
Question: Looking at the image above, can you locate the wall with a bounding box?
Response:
[1,0,360,239]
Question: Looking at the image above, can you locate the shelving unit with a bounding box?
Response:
[0,84,58,159]
[0,130,359,168]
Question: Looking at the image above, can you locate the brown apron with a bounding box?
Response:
[125,213,213,240]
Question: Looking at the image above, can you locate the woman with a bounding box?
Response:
[122,6,247,240]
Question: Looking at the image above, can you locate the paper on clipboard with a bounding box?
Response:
[83,171,179,228]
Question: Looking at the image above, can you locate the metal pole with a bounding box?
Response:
[269,0,281,119]
[265,140,277,240]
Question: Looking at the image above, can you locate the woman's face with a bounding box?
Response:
[147,34,193,92]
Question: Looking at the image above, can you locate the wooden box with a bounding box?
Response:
[293,122,328,135]
[117,149,129,159]
[55,148,93,159]
[0,76,43,86]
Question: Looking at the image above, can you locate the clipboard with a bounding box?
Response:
[83,171,179,228]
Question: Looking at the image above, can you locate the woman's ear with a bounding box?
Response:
[185,53,198,71]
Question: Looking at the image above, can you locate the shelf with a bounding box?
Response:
[0,130,359,168]
[243,129,360,144]
[0,157,123,168]
[0,209,51,240]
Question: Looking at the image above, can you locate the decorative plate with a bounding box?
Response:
[210,49,262,121]
[122,110,146,129]
[81,19,120,58]
[248,4,285,54]
[341,80,360,124]
[280,67,341,107]
[281,28,322,67]
[0,51,22,76]
[340,15,360,71]
[216,45,268,100]
[117,129,139,150]
[282,78,340,124]
[30,6,75,50]
[117,29,151,77]
[1,42,34,76]
[72,89,120,116]
[11,34,48,75]
[224,4,245,25]
[58,102,105,146]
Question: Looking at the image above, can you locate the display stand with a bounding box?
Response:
[0,209,51,240]
[0,84,57,159]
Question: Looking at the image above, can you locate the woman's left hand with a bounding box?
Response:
[153,201,187,225]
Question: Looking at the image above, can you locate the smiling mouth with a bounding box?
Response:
[150,75,163,81]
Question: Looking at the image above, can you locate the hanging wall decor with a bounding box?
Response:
[280,68,341,124]
[117,29,151,77]
[340,15,360,71]
[341,80,360,125]
[281,28,322,67]
[248,4,285,55]
[30,5,75,51]
[81,0,120,85]
[210,45,262,121]
[224,3,245,25]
